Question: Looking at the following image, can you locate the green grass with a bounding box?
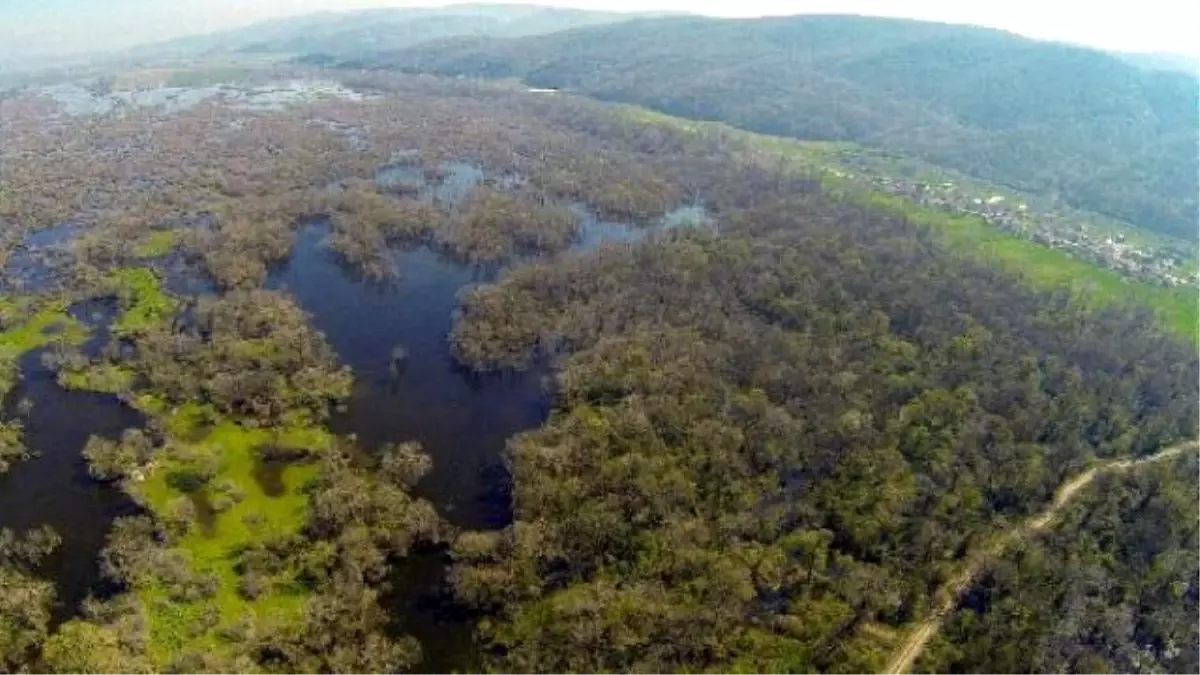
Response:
[0,297,88,397]
[52,283,335,665]
[108,267,176,336]
[618,105,1199,343]
[133,230,180,258]
[132,413,335,665]
[0,302,79,358]
[57,362,136,393]
[860,192,1200,343]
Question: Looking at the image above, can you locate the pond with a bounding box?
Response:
[3,221,82,293]
[376,160,484,206]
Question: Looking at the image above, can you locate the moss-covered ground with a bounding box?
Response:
[132,229,180,258]
[29,266,337,666]
[0,296,88,397]
[131,404,333,665]
[107,267,176,336]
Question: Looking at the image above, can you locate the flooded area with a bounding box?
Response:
[376,160,484,206]
[0,346,145,619]
[34,79,372,118]
[0,157,708,664]
[2,222,82,293]
[274,162,676,528]
[268,221,549,529]
[260,188,677,670]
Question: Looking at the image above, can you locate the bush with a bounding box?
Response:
[164,448,220,493]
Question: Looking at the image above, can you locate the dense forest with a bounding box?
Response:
[918,451,1198,673]
[447,185,1197,672]
[0,60,1196,674]
[357,14,1200,240]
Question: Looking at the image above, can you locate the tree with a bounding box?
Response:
[40,621,153,674]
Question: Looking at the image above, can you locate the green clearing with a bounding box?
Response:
[57,362,135,393]
[858,192,1200,342]
[133,230,180,258]
[34,267,336,664]
[0,300,82,358]
[0,297,88,397]
[132,407,335,665]
[619,106,1199,343]
[107,267,176,336]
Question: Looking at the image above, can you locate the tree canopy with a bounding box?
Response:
[366,14,1200,239]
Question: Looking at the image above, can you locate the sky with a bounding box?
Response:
[0,0,1196,60]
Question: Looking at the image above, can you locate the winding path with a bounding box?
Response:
[881,440,1199,675]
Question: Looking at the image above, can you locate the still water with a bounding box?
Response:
[264,215,647,671]
[0,348,145,619]
[268,221,553,530]
[0,172,693,666]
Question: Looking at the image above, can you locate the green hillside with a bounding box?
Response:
[362,14,1199,240]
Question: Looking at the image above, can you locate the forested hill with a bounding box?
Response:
[360,14,1200,240]
[122,4,656,62]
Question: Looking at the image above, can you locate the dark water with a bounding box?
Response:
[70,295,122,357]
[385,545,483,673]
[267,214,652,672]
[250,457,288,498]
[0,347,145,619]
[268,222,552,530]
[3,221,82,293]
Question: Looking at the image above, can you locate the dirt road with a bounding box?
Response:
[881,440,1198,675]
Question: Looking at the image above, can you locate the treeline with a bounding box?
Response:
[448,181,1198,670]
[919,452,1198,673]
[359,14,1200,239]
[51,288,352,427]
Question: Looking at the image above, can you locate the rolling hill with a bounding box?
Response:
[354,14,1199,240]
[122,3,662,62]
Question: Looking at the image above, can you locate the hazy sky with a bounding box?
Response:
[0,0,1196,59]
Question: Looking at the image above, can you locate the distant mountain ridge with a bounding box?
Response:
[122,3,665,61]
[347,14,1199,240]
